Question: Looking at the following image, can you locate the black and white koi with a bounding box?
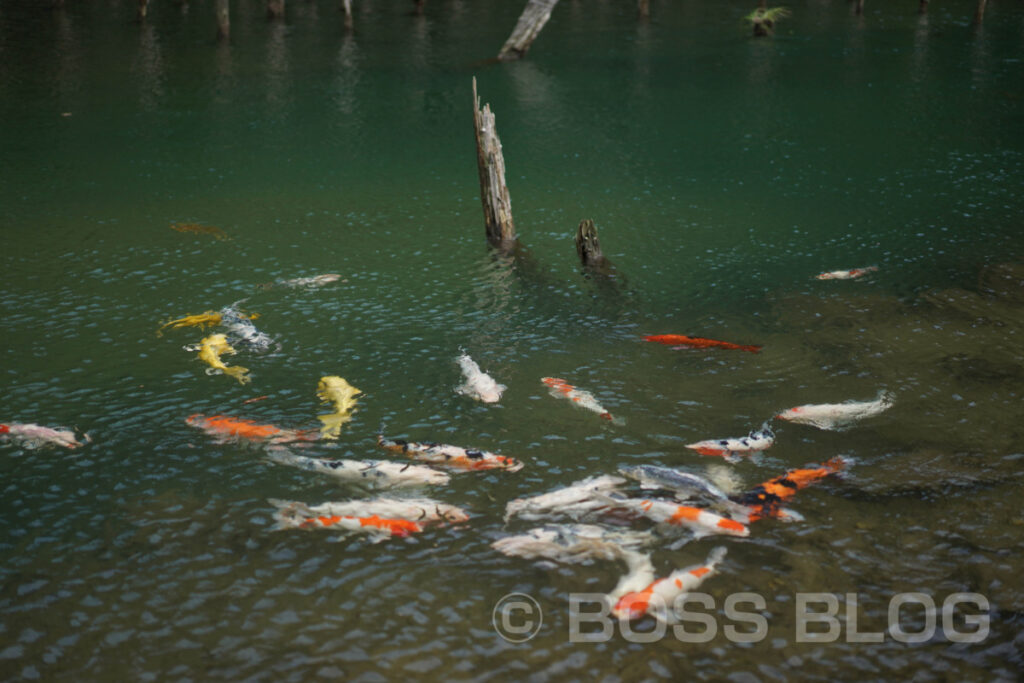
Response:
[265,450,449,488]
[685,423,775,459]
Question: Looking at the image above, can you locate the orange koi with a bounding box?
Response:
[170,222,230,241]
[185,414,317,445]
[735,456,847,522]
[270,497,468,540]
[643,334,761,353]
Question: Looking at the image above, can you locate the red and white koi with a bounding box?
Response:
[504,474,626,522]
[598,495,749,538]
[185,414,318,446]
[378,435,523,472]
[776,391,893,431]
[685,423,775,459]
[265,449,450,488]
[815,266,878,280]
[455,353,506,403]
[0,423,88,449]
[611,546,728,622]
[541,377,618,423]
[270,497,468,540]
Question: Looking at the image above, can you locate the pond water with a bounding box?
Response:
[1,0,1023,679]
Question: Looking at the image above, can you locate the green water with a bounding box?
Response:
[2,0,1023,679]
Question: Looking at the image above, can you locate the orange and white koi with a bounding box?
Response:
[270,497,468,540]
[542,377,618,423]
[735,456,847,522]
[815,266,878,280]
[0,423,88,449]
[685,423,775,459]
[776,391,893,431]
[378,435,523,472]
[598,495,749,538]
[611,546,727,622]
[643,334,761,353]
[455,353,505,403]
[504,474,626,522]
[196,333,251,384]
[265,450,450,488]
[185,414,317,446]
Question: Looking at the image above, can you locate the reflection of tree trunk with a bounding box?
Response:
[216,0,230,41]
[919,0,928,14]
[341,0,353,30]
[137,0,148,23]
[974,0,987,24]
[267,0,284,20]
[472,78,517,251]
[498,0,560,61]
[412,0,425,15]
[854,0,864,16]
[637,0,649,19]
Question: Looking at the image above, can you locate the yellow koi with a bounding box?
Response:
[316,376,362,439]
[170,222,231,241]
[198,333,250,384]
[158,311,223,336]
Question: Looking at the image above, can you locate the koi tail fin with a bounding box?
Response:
[741,345,763,353]
[222,365,251,385]
[706,545,728,568]
[268,498,313,530]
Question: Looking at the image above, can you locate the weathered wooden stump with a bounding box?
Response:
[575,219,619,277]
[472,78,517,251]
[498,0,560,61]
[216,0,230,41]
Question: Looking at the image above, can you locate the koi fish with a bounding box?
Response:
[541,377,619,423]
[377,435,523,472]
[816,266,878,280]
[268,274,343,289]
[170,222,230,241]
[316,376,362,439]
[643,334,761,353]
[196,333,250,384]
[734,456,847,522]
[455,353,506,404]
[270,497,468,540]
[185,414,317,446]
[776,391,893,431]
[0,423,88,449]
[597,494,749,538]
[685,423,775,459]
[265,450,450,488]
[220,301,274,351]
[491,524,653,566]
[618,465,733,504]
[611,546,727,622]
[504,474,626,522]
[158,311,222,335]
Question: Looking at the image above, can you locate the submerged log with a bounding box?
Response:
[498,0,560,61]
[472,78,517,250]
[216,0,230,41]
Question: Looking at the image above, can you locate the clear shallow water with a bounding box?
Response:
[1,0,1023,679]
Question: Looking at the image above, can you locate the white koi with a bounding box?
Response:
[815,266,878,280]
[504,474,626,522]
[266,450,449,488]
[542,377,620,423]
[611,546,728,622]
[776,391,893,431]
[0,423,88,450]
[455,353,506,404]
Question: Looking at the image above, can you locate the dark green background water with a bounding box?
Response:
[1,0,1023,679]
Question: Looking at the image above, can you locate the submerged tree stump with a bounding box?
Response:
[216,0,230,41]
[497,0,560,61]
[472,78,517,250]
[575,220,615,276]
